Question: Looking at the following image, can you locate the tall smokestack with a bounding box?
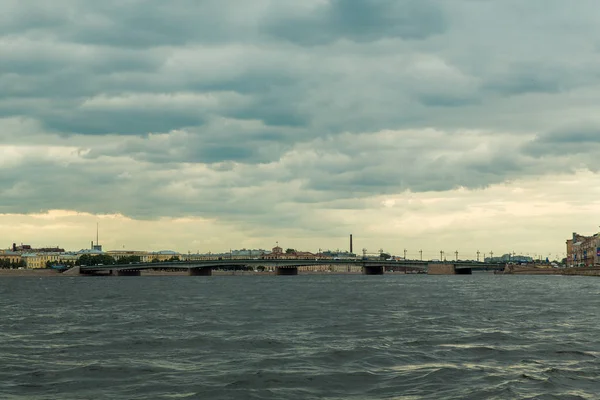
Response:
[350,234,353,254]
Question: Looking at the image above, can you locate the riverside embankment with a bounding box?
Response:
[0,269,268,277]
[0,269,366,277]
[502,265,600,276]
[0,269,62,277]
[3,266,600,277]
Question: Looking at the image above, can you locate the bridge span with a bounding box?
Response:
[74,259,506,276]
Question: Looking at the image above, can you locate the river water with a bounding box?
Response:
[1,274,599,399]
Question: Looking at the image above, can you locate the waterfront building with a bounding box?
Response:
[567,232,600,267]
[21,253,44,269]
[38,253,62,267]
[0,251,22,265]
[182,253,219,261]
[20,253,62,269]
[230,249,271,258]
[148,250,181,262]
[106,250,151,262]
[263,246,316,260]
[59,253,80,264]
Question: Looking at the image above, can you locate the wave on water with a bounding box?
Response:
[1,275,600,399]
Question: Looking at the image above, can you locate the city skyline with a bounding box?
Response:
[2,1,600,256]
[0,221,570,262]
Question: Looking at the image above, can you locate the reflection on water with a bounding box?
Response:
[1,274,600,399]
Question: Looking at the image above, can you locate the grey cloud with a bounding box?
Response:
[0,127,592,235]
[3,0,600,227]
[1,0,260,48]
[537,128,600,144]
[524,126,600,158]
[43,109,206,136]
[265,0,447,45]
[483,67,563,96]
[83,120,299,164]
[417,93,479,107]
[264,131,537,199]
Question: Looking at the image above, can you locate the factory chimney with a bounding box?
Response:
[350,234,353,254]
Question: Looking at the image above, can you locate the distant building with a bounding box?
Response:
[76,248,105,256]
[148,250,181,262]
[11,243,64,253]
[230,249,270,258]
[0,251,22,264]
[106,250,150,262]
[90,240,102,252]
[13,243,31,252]
[21,253,45,269]
[321,250,356,259]
[567,232,599,267]
[485,254,533,264]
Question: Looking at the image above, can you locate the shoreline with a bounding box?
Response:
[3,267,600,277]
[0,269,370,277]
[501,266,600,276]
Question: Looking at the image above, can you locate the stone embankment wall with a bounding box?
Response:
[562,267,600,276]
[0,269,61,277]
[502,265,560,275]
[502,265,600,276]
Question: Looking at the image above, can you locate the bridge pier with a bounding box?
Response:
[363,266,384,275]
[276,267,298,275]
[117,270,141,276]
[189,268,212,276]
[427,264,472,275]
[428,264,456,275]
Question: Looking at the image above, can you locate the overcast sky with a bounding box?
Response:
[1,0,600,259]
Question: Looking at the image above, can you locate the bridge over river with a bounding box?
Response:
[74,259,506,276]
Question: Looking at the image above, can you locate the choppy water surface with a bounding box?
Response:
[1,274,600,399]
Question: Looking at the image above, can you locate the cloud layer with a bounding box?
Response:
[2,0,600,252]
